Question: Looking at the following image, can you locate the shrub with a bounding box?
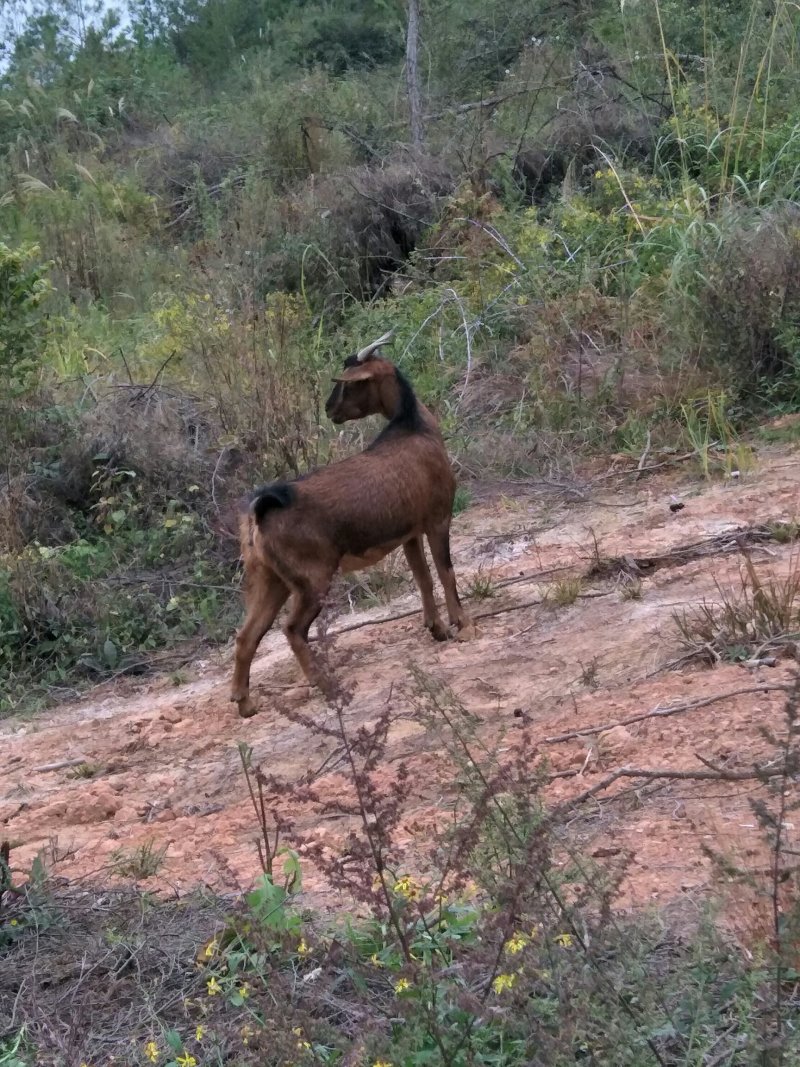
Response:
[672,205,800,407]
[0,242,51,400]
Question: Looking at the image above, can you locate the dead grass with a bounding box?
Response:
[674,547,800,665]
[0,882,228,1067]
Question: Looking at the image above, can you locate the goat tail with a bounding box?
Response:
[250,482,295,524]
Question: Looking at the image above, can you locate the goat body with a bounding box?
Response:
[230,332,474,717]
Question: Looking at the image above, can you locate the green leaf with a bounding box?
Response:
[164,1028,183,1052]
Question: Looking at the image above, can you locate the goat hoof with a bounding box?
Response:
[237,698,258,718]
[428,621,448,642]
[455,621,478,642]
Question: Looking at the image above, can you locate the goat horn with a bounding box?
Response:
[355,329,395,362]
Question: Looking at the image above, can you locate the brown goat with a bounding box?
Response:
[230,330,475,717]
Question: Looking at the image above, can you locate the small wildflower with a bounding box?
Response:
[176,1056,197,1067]
[505,932,528,955]
[144,1042,159,1064]
[393,875,421,901]
[555,932,574,948]
[369,953,384,967]
[206,975,222,996]
[203,937,218,958]
[372,1061,393,1067]
[394,977,411,994]
[195,1025,204,1041]
[237,982,250,999]
[292,1028,303,1036]
[10,919,18,926]
[492,973,517,994]
[296,938,310,956]
[241,1024,254,1046]
[297,1040,312,1051]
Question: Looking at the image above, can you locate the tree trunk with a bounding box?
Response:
[405,0,424,150]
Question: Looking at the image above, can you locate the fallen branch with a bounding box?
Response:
[559,759,788,812]
[33,757,89,773]
[635,429,652,479]
[539,684,792,745]
[593,452,697,482]
[308,564,589,641]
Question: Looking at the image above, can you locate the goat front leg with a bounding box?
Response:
[426,525,477,640]
[283,573,336,698]
[231,568,290,718]
[403,537,447,641]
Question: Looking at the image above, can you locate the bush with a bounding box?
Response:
[673,204,800,407]
[0,242,51,399]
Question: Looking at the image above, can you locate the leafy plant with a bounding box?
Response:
[0,243,50,401]
[110,839,167,880]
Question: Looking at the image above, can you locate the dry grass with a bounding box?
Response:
[0,882,228,1066]
[674,547,800,664]
[546,575,583,607]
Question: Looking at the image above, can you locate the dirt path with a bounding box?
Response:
[3,448,799,939]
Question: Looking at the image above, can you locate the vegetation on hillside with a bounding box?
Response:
[1,0,799,712]
[2,1,800,1062]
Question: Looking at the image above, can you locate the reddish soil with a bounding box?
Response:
[3,446,799,941]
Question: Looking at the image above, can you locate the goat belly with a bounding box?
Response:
[339,540,405,572]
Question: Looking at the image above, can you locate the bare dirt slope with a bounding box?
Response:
[3,446,799,939]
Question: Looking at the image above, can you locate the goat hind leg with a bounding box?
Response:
[283,575,335,697]
[403,537,447,641]
[426,525,476,639]
[231,569,290,718]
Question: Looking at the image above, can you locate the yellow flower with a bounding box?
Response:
[292,1028,303,1036]
[203,937,219,959]
[297,1040,312,1051]
[144,1042,159,1063]
[10,919,17,926]
[176,1056,197,1067]
[195,1025,204,1041]
[241,1024,254,1046]
[296,938,310,956]
[369,953,384,967]
[206,976,222,996]
[555,932,574,948]
[394,977,411,994]
[372,1061,393,1067]
[505,932,528,955]
[492,973,517,994]
[393,875,421,901]
[237,983,250,999]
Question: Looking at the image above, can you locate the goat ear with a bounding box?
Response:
[332,368,374,383]
[355,328,395,363]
